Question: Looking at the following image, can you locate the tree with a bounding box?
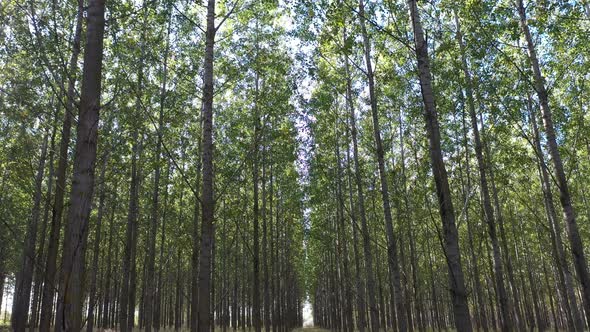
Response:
[196,1,217,332]
[407,0,472,330]
[517,0,590,326]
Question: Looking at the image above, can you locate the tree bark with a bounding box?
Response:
[12,129,49,332]
[458,88,488,332]
[54,0,106,329]
[407,1,472,330]
[529,95,582,330]
[262,140,271,332]
[31,113,57,328]
[335,110,353,332]
[102,192,117,329]
[347,37,377,332]
[344,41,367,332]
[252,70,262,332]
[197,1,217,331]
[38,1,84,330]
[119,91,142,332]
[517,0,590,326]
[86,152,109,332]
[453,12,511,331]
[357,1,406,331]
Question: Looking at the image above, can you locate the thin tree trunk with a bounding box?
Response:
[262,136,271,332]
[347,51,375,332]
[156,161,172,330]
[31,112,57,328]
[54,0,106,328]
[357,1,406,330]
[191,159,202,332]
[344,49,367,332]
[458,88,488,332]
[102,193,117,329]
[0,169,9,321]
[252,69,262,332]
[38,1,84,330]
[12,130,49,332]
[396,109,421,332]
[335,112,353,332]
[119,109,142,332]
[453,12,511,331]
[86,152,109,332]
[407,1,472,330]
[191,106,203,332]
[143,0,163,327]
[529,95,582,330]
[197,1,217,331]
[517,0,590,326]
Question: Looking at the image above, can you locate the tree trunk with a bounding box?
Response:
[38,1,84,330]
[335,111,353,332]
[453,12,511,331]
[262,140,271,332]
[347,11,379,331]
[119,114,142,332]
[156,161,172,330]
[357,1,406,331]
[102,192,117,329]
[0,170,9,323]
[54,0,106,329]
[86,152,109,332]
[407,1,472,330]
[12,130,49,332]
[529,95,582,330]
[252,70,262,332]
[517,0,590,326]
[344,46,367,332]
[197,1,217,331]
[458,86,488,332]
[31,113,57,328]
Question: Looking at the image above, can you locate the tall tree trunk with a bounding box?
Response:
[31,112,57,328]
[344,44,367,332]
[102,192,117,329]
[529,95,582,330]
[517,0,590,326]
[335,112,353,332]
[453,12,511,331]
[38,1,84,330]
[407,1,472,330]
[192,158,202,332]
[347,40,377,332]
[0,170,9,324]
[86,152,109,332]
[397,109,421,331]
[119,97,142,332]
[197,1,217,331]
[156,161,172,330]
[252,70,262,332]
[54,0,106,329]
[144,0,162,328]
[12,129,49,332]
[357,1,406,331]
[262,139,271,332]
[458,88,488,332]
[128,150,142,330]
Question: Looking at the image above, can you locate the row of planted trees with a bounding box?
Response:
[1,0,307,331]
[305,0,590,331]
